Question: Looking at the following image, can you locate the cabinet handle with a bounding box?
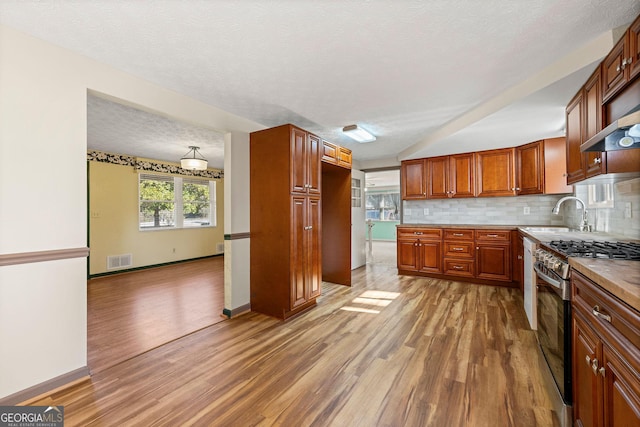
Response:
[452,266,463,270]
[585,355,591,365]
[592,305,612,323]
[622,58,628,69]
[517,255,523,260]
[452,233,464,237]
[452,247,464,251]
[616,65,621,72]
[599,367,606,377]
[628,57,633,64]
[591,358,599,375]
[593,157,601,164]
[414,232,423,235]
[511,187,521,191]
[487,234,499,238]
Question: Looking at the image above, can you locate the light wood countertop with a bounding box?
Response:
[569,258,640,312]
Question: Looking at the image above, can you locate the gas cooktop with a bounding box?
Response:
[547,240,640,261]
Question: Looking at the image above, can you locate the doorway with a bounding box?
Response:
[364,169,400,266]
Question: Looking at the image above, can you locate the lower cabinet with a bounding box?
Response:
[572,270,640,427]
[291,196,321,309]
[397,228,442,274]
[475,230,511,282]
[397,227,514,285]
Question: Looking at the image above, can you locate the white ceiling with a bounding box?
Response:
[2,0,639,169]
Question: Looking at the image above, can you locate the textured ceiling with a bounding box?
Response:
[2,0,639,169]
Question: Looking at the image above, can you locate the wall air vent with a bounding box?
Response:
[107,254,133,270]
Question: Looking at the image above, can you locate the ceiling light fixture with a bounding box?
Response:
[342,124,376,143]
[180,146,208,170]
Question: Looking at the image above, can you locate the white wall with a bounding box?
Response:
[0,24,261,400]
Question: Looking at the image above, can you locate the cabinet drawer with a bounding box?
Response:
[444,229,475,240]
[572,270,640,351]
[443,258,475,277]
[444,241,474,258]
[397,228,442,240]
[476,230,511,241]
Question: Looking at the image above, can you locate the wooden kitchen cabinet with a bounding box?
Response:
[427,153,475,199]
[565,67,607,185]
[401,159,427,200]
[475,230,511,282]
[321,140,352,169]
[475,148,516,197]
[572,270,640,427]
[291,128,321,195]
[397,227,442,274]
[250,124,323,319]
[291,196,321,308]
[397,227,515,286]
[602,14,640,102]
[442,228,475,277]
[515,141,544,195]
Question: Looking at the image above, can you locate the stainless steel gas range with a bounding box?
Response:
[533,239,640,426]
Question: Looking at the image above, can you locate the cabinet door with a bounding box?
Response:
[291,196,307,308]
[543,138,573,194]
[630,16,640,81]
[401,159,427,200]
[584,69,606,178]
[306,197,322,299]
[338,147,352,169]
[516,141,543,195]
[602,36,628,102]
[475,148,516,197]
[450,153,475,198]
[426,156,449,199]
[397,239,419,271]
[475,243,511,281]
[307,134,322,195]
[566,90,587,184]
[602,345,640,427]
[418,240,442,274]
[322,140,339,165]
[291,128,308,193]
[573,313,602,427]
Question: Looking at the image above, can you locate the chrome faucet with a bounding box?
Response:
[552,196,590,231]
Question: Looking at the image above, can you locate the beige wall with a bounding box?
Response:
[89,160,225,275]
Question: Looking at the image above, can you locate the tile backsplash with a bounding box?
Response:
[403,177,640,240]
[403,194,568,226]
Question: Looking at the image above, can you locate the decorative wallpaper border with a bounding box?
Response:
[87,150,224,179]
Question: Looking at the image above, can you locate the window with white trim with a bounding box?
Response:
[139,173,216,230]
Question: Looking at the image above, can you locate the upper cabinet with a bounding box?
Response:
[516,141,544,195]
[475,148,516,197]
[565,68,606,185]
[291,129,321,195]
[564,13,640,185]
[401,159,427,200]
[426,153,475,199]
[603,14,640,102]
[322,140,352,169]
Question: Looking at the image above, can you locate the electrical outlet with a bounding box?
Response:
[625,202,632,218]
[523,207,530,215]
[424,208,429,215]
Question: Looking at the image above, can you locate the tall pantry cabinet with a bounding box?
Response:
[250,124,322,320]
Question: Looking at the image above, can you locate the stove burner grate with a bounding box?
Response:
[548,240,640,261]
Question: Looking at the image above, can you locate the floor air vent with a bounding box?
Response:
[107,254,133,270]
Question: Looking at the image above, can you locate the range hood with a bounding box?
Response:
[581,110,640,152]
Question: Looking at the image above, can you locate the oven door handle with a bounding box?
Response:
[533,263,563,289]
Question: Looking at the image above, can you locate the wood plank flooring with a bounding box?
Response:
[36,262,559,426]
[88,256,225,373]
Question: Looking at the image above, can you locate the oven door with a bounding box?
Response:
[535,262,572,405]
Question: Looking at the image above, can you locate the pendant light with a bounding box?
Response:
[180,146,208,170]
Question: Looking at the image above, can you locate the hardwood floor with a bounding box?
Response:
[88,256,225,373]
[36,262,559,426]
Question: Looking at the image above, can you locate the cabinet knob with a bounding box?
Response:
[628,57,633,64]
[622,58,628,68]
[585,355,591,365]
[591,358,599,375]
[593,157,601,164]
[617,65,621,72]
[599,367,606,377]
